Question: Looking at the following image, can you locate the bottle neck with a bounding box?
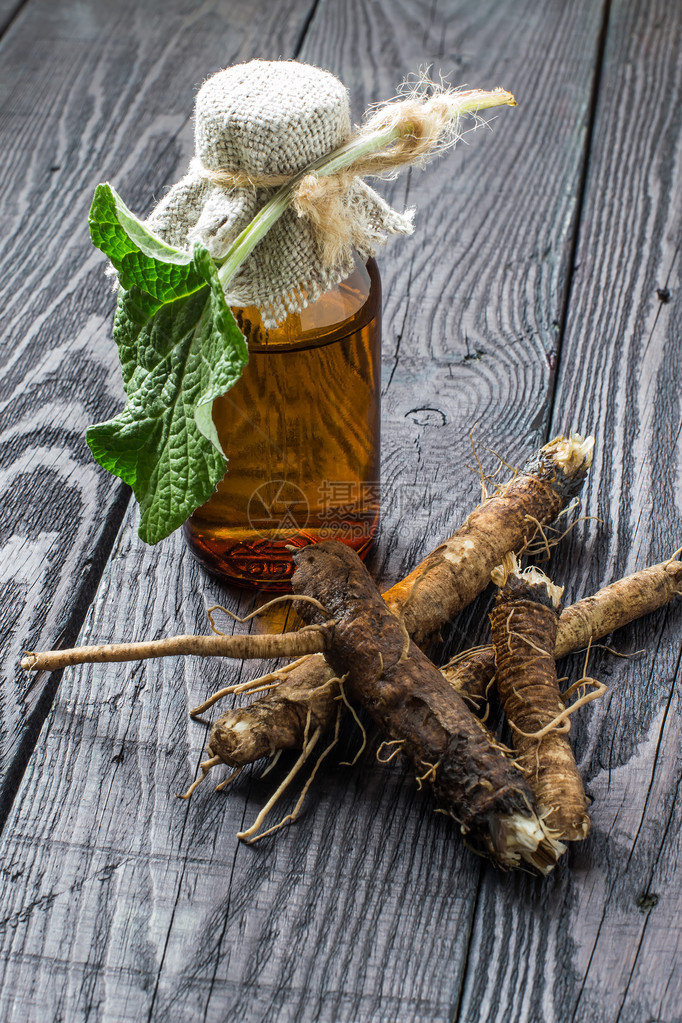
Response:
[232,256,380,353]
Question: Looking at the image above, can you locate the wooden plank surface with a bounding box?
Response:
[0,0,317,824]
[455,1,682,1021]
[0,0,614,1020]
[0,0,24,35]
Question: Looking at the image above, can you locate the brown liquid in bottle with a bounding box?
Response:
[183,257,381,589]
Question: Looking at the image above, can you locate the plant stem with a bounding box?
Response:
[217,87,514,290]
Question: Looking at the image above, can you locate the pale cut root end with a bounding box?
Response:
[544,433,595,477]
[462,808,566,874]
[491,553,564,608]
[493,812,566,874]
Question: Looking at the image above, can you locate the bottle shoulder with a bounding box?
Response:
[233,257,381,352]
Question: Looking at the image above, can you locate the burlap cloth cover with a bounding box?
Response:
[145,60,414,326]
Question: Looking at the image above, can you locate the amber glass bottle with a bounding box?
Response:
[183,258,381,589]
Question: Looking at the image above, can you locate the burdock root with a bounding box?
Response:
[202,432,595,769]
[208,655,341,767]
[443,553,682,701]
[489,558,590,841]
[292,541,564,873]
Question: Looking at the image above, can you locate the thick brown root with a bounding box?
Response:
[205,433,594,772]
[208,655,341,767]
[489,560,590,842]
[292,541,563,873]
[443,554,682,700]
[555,554,682,657]
[383,433,593,645]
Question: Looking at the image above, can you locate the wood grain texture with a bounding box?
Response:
[364,0,607,588]
[0,0,610,1020]
[0,0,317,823]
[0,509,481,1023]
[0,0,25,36]
[456,1,682,1021]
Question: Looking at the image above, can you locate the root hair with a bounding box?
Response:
[237,706,342,844]
[336,678,368,766]
[189,655,311,717]
[178,753,223,800]
[376,739,406,763]
[206,595,333,634]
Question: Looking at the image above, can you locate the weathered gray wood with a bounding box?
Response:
[456,1,682,1021]
[0,0,24,35]
[0,515,480,1022]
[0,0,317,823]
[0,0,609,1020]
[365,0,608,587]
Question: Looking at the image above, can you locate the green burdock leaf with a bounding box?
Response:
[89,182,206,304]
[87,244,248,544]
